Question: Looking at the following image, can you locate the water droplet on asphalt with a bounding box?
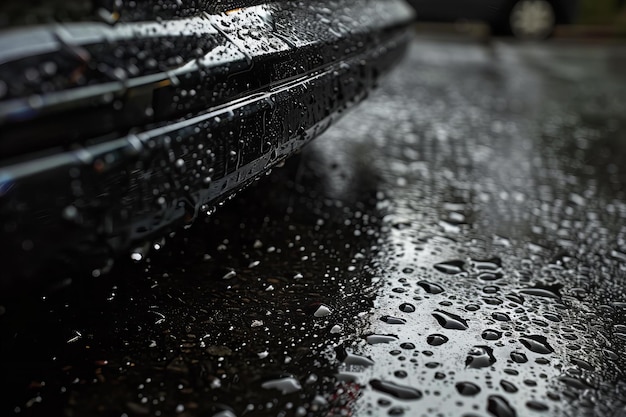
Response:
[370,379,422,400]
[343,352,375,367]
[519,284,562,300]
[399,303,416,313]
[432,309,468,330]
[434,260,466,275]
[558,376,590,390]
[492,312,510,321]
[478,272,503,281]
[472,258,502,270]
[417,280,445,294]
[455,381,481,396]
[222,270,236,280]
[466,346,496,369]
[526,401,549,412]
[367,334,399,344]
[261,377,302,394]
[314,305,332,317]
[510,352,528,363]
[482,329,502,340]
[487,395,517,417]
[570,357,593,371]
[426,334,449,346]
[500,380,518,393]
[519,335,554,354]
[381,315,407,325]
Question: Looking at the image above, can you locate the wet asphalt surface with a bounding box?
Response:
[2,36,626,417]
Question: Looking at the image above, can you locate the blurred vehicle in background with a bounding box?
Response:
[408,0,580,39]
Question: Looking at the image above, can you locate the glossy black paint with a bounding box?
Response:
[0,0,282,28]
[0,0,415,286]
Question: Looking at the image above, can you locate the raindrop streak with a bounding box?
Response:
[466,346,496,369]
[455,381,481,396]
[426,334,449,346]
[417,280,445,294]
[369,379,422,400]
[434,260,466,275]
[432,309,468,330]
[487,395,517,417]
[381,315,407,325]
[519,335,555,354]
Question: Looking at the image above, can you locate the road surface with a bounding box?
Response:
[2,36,626,417]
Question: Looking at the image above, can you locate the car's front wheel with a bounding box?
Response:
[508,0,556,40]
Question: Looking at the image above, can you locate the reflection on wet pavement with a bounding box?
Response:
[327,38,626,417]
[2,38,626,416]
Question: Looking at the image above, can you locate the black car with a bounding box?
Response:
[0,0,415,286]
[409,0,579,39]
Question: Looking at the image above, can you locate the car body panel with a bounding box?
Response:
[0,0,415,286]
